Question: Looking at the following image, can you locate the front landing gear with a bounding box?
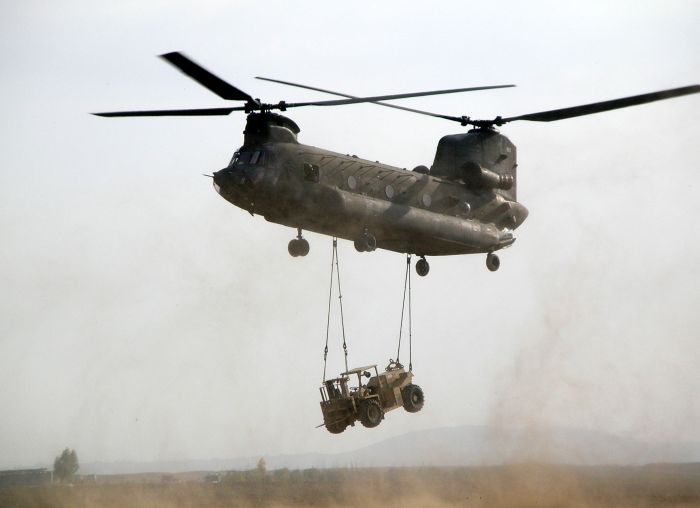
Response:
[288,228,309,257]
[415,256,430,277]
[486,252,500,272]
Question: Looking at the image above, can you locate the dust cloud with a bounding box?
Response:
[3,465,699,507]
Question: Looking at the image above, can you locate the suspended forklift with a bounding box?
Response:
[318,239,423,434]
[320,361,424,434]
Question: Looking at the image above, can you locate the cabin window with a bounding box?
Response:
[422,194,432,208]
[385,184,395,199]
[347,175,357,190]
[304,162,320,183]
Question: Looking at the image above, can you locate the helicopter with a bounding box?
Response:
[94,52,699,276]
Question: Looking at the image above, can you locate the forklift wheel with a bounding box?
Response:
[359,400,383,428]
[402,384,424,413]
[325,421,347,434]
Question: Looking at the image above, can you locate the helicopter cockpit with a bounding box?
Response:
[229,149,268,167]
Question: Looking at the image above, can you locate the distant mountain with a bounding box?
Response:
[329,425,700,468]
[80,425,700,475]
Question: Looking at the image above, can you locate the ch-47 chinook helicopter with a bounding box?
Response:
[94,52,700,276]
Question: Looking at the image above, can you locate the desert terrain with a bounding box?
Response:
[2,464,700,508]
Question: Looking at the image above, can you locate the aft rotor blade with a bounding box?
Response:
[282,84,516,109]
[92,107,242,117]
[159,52,255,102]
[502,85,700,123]
[256,76,466,122]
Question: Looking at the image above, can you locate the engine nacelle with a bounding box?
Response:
[461,161,513,190]
[431,129,517,200]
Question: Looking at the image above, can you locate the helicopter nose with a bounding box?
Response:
[212,168,228,193]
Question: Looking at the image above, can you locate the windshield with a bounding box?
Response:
[229,150,267,167]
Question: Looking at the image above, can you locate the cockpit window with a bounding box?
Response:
[230,150,266,166]
[229,151,242,166]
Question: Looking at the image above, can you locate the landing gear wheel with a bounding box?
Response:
[297,238,309,256]
[486,252,500,272]
[287,238,310,257]
[402,384,424,413]
[359,399,383,428]
[364,233,377,252]
[354,232,377,253]
[415,257,430,277]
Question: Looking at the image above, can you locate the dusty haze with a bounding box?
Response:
[3,465,700,507]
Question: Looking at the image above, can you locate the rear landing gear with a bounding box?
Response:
[486,252,500,272]
[415,257,430,277]
[288,228,309,257]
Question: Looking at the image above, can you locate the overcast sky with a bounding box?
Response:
[1,0,699,469]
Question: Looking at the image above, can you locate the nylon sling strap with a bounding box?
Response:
[396,254,413,372]
[322,238,349,382]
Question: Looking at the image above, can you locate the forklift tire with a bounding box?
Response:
[402,384,424,413]
[325,421,347,434]
[359,400,383,428]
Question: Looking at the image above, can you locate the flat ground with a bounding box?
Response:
[2,464,700,508]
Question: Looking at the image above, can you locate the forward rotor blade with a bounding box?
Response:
[159,52,255,102]
[257,76,466,122]
[92,107,241,117]
[502,85,700,123]
[282,84,516,109]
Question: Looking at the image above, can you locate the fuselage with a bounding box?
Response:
[212,113,528,256]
